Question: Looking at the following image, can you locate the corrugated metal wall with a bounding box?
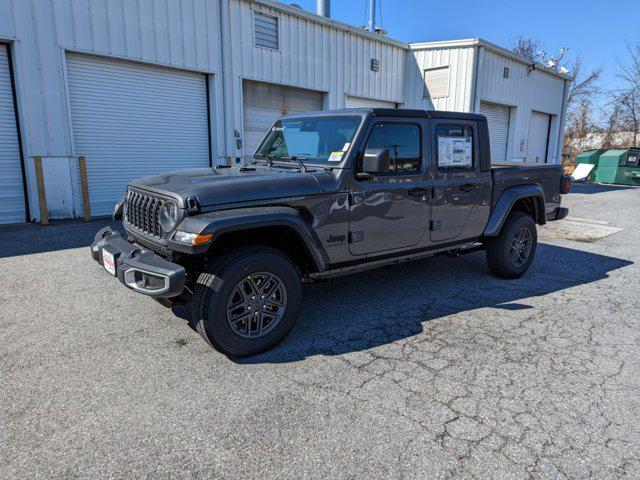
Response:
[0,0,406,220]
[230,0,406,109]
[0,0,567,222]
[404,46,475,111]
[228,0,406,159]
[406,44,567,163]
[476,49,566,163]
[0,0,223,158]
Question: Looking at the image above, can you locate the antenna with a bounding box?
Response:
[550,47,568,64]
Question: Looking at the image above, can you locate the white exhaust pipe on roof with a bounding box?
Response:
[316,0,330,18]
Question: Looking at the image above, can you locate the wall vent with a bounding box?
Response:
[254,12,279,50]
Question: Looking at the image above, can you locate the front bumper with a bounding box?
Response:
[90,227,186,298]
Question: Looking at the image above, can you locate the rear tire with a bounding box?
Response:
[192,246,302,357]
[486,212,537,279]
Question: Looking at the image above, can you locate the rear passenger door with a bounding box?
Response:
[429,120,491,242]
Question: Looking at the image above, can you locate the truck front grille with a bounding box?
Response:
[124,189,165,238]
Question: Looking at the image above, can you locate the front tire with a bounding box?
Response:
[192,246,302,357]
[486,212,537,279]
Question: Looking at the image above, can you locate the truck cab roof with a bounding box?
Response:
[281,108,487,122]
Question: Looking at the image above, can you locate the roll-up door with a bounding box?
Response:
[0,44,26,224]
[242,80,324,158]
[480,101,510,163]
[345,96,397,109]
[527,111,551,163]
[66,54,210,216]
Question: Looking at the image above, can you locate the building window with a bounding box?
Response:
[254,12,279,50]
[423,66,450,98]
[365,123,421,173]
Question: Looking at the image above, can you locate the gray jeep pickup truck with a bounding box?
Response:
[91,108,570,357]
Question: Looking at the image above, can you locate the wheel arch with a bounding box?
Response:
[180,206,328,274]
[484,185,546,237]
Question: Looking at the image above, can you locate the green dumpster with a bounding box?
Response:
[595,148,640,185]
[575,149,606,181]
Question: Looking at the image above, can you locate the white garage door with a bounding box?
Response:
[0,44,25,224]
[480,101,510,163]
[242,80,324,158]
[345,96,397,109]
[66,54,210,216]
[527,111,551,163]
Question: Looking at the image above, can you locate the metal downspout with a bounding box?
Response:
[469,45,482,113]
[556,78,571,164]
[218,0,235,165]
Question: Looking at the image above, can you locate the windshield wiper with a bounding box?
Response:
[279,156,308,172]
[252,153,274,167]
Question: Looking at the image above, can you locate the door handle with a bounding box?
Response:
[459,183,478,193]
[408,187,428,198]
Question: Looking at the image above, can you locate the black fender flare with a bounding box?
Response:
[483,185,546,237]
[173,206,328,272]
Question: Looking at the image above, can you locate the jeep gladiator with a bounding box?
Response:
[91,108,571,357]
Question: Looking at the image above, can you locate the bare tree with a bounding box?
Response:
[563,98,597,158]
[566,56,603,109]
[508,37,604,158]
[613,41,640,146]
[508,36,542,61]
[601,102,623,149]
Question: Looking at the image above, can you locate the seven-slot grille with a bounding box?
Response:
[125,189,165,238]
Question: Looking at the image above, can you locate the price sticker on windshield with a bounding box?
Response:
[328,151,344,162]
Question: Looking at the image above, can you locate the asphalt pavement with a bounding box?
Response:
[1,183,639,479]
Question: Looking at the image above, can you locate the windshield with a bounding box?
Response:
[254,115,362,165]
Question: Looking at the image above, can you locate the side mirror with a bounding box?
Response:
[360,148,390,177]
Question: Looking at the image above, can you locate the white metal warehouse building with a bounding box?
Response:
[0,0,570,224]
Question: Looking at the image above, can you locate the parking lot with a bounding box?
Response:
[1,183,639,479]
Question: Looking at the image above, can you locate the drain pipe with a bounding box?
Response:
[316,0,330,18]
[368,0,376,32]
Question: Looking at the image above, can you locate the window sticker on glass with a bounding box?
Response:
[438,137,472,167]
[328,151,344,162]
[342,142,351,152]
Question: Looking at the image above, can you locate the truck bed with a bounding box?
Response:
[490,162,564,215]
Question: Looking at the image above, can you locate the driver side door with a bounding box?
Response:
[348,118,431,256]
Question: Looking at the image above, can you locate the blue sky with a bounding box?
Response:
[296,0,639,99]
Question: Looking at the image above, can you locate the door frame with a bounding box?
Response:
[428,117,484,242]
[528,110,552,163]
[479,100,512,163]
[62,50,214,216]
[2,41,29,222]
[240,77,328,161]
[348,116,431,256]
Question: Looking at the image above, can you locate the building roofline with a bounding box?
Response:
[251,3,572,81]
[409,38,573,81]
[252,0,409,49]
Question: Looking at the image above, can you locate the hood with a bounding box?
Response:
[129,165,322,208]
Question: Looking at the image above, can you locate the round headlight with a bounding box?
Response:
[159,201,179,232]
